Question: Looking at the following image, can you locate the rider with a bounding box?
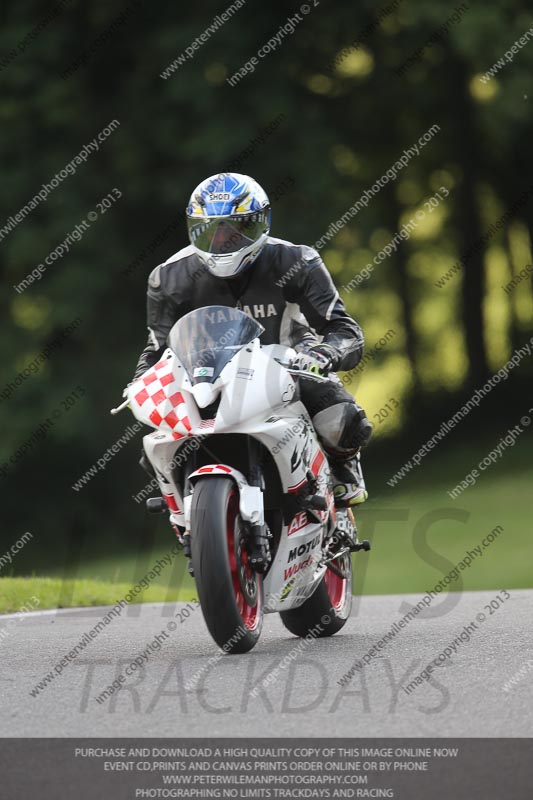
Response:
[133,173,372,505]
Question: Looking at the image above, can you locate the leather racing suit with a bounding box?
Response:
[133,236,372,461]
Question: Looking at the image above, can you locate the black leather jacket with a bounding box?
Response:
[133,236,364,381]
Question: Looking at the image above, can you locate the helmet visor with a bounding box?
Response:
[187,209,270,255]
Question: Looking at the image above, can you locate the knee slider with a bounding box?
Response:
[340,406,372,450]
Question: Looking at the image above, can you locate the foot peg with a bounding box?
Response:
[352,540,371,552]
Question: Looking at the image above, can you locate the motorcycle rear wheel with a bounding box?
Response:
[279,552,352,638]
[191,477,263,653]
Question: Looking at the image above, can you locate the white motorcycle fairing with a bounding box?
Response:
[127,334,339,613]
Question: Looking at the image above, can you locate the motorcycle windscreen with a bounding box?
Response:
[168,305,264,384]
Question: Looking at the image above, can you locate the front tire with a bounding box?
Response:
[190,477,263,653]
[279,551,352,638]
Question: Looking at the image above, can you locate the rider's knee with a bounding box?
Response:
[342,404,372,449]
[312,401,372,452]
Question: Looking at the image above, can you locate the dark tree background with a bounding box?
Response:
[1,0,532,576]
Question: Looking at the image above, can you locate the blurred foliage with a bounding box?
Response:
[1,0,532,566]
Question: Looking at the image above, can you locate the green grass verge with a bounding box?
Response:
[0,576,196,615]
[356,435,532,594]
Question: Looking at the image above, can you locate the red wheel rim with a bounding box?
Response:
[324,558,349,613]
[226,489,261,631]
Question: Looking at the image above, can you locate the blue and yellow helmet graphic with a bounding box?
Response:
[187,172,270,218]
[186,173,271,279]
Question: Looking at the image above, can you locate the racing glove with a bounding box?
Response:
[291,344,339,375]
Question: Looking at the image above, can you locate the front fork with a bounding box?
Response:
[180,446,200,572]
[176,439,270,575]
[246,437,272,573]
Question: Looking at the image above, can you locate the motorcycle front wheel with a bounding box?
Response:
[190,477,263,653]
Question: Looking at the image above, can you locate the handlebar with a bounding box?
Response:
[110,359,331,416]
[284,366,331,382]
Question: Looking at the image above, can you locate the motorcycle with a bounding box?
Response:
[112,305,370,653]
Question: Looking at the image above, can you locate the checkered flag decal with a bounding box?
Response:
[131,360,192,439]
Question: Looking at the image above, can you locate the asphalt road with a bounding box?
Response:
[2,589,532,737]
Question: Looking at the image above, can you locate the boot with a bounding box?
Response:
[330,451,368,507]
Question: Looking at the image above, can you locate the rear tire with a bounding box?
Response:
[279,551,352,638]
[190,477,263,653]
